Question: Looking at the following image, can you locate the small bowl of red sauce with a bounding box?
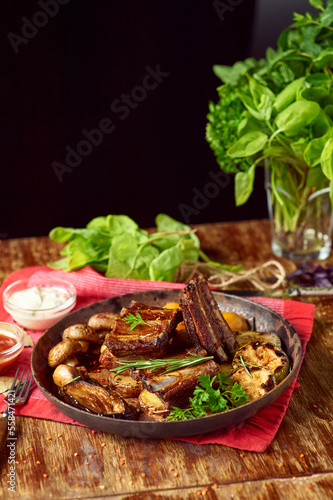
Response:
[0,322,25,374]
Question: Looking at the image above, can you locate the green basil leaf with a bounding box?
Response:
[227,131,268,158]
[234,165,256,206]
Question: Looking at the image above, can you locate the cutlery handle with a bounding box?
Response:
[0,416,9,453]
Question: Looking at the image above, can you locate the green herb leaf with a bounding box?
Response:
[166,372,248,421]
[309,0,324,11]
[48,213,219,282]
[109,353,215,377]
[227,131,268,159]
[206,0,333,234]
[321,138,333,179]
[274,101,321,135]
[273,77,306,113]
[123,313,151,331]
[234,164,256,207]
[238,356,253,378]
[66,376,81,385]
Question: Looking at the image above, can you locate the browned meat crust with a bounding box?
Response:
[139,359,219,414]
[180,275,236,363]
[104,303,182,357]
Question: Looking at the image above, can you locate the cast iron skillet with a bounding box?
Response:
[31,289,302,439]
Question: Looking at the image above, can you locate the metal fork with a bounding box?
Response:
[0,369,33,452]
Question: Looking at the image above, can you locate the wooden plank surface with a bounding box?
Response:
[0,220,332,500]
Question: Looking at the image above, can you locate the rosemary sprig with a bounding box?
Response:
[109,353,214,376]
[66,376,81,385]
[239,356,254,378]
[123,312,150,331]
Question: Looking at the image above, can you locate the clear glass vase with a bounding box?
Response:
[265,167,333,261]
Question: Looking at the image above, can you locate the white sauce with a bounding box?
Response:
[9,286,69,311]
[4,284,76,330]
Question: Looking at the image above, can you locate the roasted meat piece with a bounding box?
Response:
[108,371,143,398]
[138,358,219,415]
[104,302,182,357]
[99,345,152,370]
[180,275,236,363]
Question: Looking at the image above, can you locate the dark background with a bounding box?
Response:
[1,0,315,238]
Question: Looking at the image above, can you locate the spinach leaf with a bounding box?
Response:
[48,213,238,282]
[274,100,321,135]
[227,131,268,158]
[206,0,333,235]
[321,138,333,179]
[235,164,256,206]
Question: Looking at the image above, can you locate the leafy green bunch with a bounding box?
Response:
[206,0,333,231]
[48,213,238,282]
[166,372,248,421]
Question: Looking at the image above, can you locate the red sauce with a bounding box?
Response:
[0,334,16,353]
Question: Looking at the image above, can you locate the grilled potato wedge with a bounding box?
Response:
[232,340,289,384]
[230,365,276,402]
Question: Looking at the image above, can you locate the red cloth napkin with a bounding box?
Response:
[0,266,315,452]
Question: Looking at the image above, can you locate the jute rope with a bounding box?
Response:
[176,260,286,291]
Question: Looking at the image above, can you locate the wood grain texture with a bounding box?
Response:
[0,220,332,499]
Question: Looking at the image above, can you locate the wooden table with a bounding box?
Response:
[0,220,332,500]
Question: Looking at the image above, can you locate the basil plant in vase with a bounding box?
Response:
[206,0,333,261]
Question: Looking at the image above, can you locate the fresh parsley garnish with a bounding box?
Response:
[123,312,150,331]
[166,372,248,421]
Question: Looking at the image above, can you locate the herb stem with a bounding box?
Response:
[109,354,214,377]
[239,356,253,378]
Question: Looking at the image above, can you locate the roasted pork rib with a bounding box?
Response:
[139,358,219,414]
[180,275,236,363]
[103,301,182,358]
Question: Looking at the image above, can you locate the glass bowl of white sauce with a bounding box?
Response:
[3,278,77,330]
